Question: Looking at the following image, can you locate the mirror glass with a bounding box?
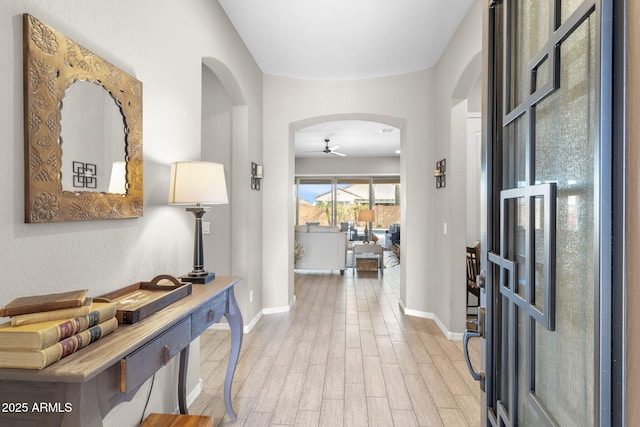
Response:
[23,14,143,222]
[60,81,126,194]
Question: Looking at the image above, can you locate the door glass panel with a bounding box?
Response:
[525,14,596,427]
[510,0,550,110]
[517,309,556,426]
[561,0,585,24]
[505,197,527,298]
[534,57,549,92]
[504,115,527,189]
[517,309,546,426]
[533,196,545,312]
[499,299,512,410]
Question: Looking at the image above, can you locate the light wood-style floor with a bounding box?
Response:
[190,261,481,426]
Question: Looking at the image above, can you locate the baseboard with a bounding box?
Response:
[188,379,203,407]
[262,295,294,315]
[205,311,260,334]
[244,310,263,333]
[207,298,294,334]
[399,301,464,341]
[207,323,230,331]
[262,305,289,314]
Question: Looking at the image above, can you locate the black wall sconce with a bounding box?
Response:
[434,159,446,188]
[251,162,263,190]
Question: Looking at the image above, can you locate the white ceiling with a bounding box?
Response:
[295,120,400,158]
[218,0,474,81]
[217,0,474,158]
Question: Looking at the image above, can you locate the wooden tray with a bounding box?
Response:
[97,275,192,324]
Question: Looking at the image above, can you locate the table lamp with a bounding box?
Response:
[358,209,375,243]
[169,161,228,284]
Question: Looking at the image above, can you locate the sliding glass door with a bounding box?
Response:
[335,178,370,240]
[295,178,334,226]
[295,176,400,245]
[372,177,401,245]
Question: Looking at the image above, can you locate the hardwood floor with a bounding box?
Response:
[190,261,481,426]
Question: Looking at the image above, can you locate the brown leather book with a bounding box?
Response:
[0,317,118,369]
[0,290,88,317]
[11,298,93,326]
[0,301,116,350]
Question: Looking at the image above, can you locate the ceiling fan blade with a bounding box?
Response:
[329,145,340,151]
[331,151,347,157]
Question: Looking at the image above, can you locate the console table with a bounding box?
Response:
[0,276,243,427]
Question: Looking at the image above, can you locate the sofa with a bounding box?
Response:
[295,225,348,275]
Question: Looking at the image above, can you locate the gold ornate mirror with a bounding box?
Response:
[23,14,143,222]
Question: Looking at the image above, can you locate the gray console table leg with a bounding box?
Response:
[178,345,189,414]
[223,287,243,422]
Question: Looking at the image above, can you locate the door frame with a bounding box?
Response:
[615,0,630,424]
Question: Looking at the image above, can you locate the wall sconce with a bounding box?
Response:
[251,162,263,190]
[434,159,446,188]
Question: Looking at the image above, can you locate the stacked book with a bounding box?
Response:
[0,290,118,369]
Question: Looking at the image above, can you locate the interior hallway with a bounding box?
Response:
[191,261,481,426]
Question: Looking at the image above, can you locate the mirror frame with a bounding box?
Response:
[23,14,143,222]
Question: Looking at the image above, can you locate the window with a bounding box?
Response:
[294,176,400,242]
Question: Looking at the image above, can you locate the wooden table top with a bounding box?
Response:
[0,276,243,383]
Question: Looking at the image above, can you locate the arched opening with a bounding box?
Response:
[201,63,233,275]
[289,113,407,302]
[448,52,482,332]
[200,58,256,324]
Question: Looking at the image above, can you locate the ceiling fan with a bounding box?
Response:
[315,138,346,157]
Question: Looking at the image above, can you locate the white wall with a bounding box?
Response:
[431,0,483,334]
[0,0,262,424]
[466,113,482,245]
[262,1,482,336]
[201,65,233,275]
[295,156,400,176]
[263,74,429,312]
[200,62,264,327]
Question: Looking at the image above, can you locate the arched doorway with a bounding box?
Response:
[201,58,259,324]
[290,113,406,301]
[448,52,482,333]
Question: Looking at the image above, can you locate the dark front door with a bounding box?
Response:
[480,0,613,425]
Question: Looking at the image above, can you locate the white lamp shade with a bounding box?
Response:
[168,161,229,205]
[108,161,127,194]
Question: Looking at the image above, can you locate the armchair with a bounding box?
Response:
[340,221,358,241]
[385,224,400,248]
